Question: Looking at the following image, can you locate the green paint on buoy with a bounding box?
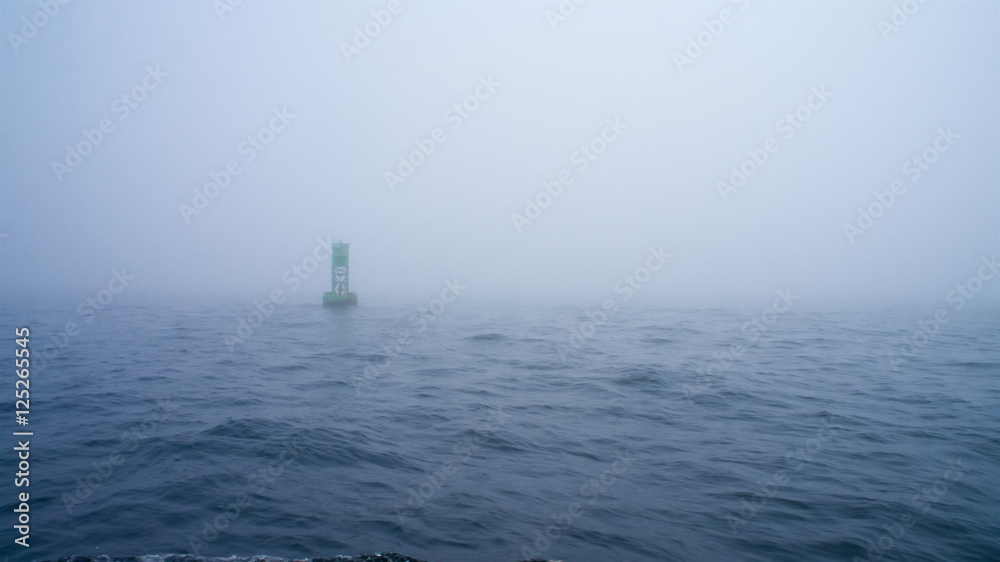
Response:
[323,242,358,306]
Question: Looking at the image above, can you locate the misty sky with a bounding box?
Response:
[1,0,997,305]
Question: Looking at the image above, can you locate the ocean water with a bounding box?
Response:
[2,297,998,562]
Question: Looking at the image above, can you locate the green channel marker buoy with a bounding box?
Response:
[323,241,358,306]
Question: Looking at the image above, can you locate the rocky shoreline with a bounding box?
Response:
[42,552,560,562]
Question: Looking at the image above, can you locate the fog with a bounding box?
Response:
[2,0,997,306]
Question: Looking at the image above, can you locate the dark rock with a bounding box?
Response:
[35,552,555,562]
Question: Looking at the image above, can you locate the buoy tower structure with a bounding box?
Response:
[323,242,358,306]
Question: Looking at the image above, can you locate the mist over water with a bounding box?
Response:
[1,0,997,303]
[1,1,998,561]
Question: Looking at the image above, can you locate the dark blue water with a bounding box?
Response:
[2,297,998,562]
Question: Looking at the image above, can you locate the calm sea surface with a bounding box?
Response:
[1,297,997,562]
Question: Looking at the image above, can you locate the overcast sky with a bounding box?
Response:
[1,0,997,305]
